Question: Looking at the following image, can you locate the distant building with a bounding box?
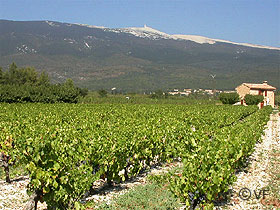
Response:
[183,89,192,94]
[205,89,214,95]
[179,92,189,96]
[168,88,192,96]
[183,88,192,92]
[223,90,236,93]
[193,89,203,93]
[168,89,180,95]
[236,81,276,108]
[168,92,179,96]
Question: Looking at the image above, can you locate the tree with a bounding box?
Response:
[9,62,17,75]
[244,94,264,105]
[0,63,88,103]
[219,92,239,104]
[78,88,89,97]
[150,90,168,99]
[98,89,108,97]
[17,67,38,85]
[4,64,40,85]
[37,71,50,86]
[56,79,81,103]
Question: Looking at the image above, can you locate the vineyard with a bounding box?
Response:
[0,103,272,209]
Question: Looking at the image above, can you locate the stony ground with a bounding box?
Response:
[85,161,182,206]
[0,176,47,210]
[215,111,280,210]
[0,161,182,209]
[0,112,279,210]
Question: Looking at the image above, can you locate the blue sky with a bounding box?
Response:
[0,0,279,47]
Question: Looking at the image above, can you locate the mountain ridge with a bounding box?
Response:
[75,22,280,50]
[0,19,279,92]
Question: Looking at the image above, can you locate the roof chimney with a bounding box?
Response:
[263,81,268,85]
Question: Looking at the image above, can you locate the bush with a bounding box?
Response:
[79,88,89,97]
[150,90,168,99]
[244,94,264,105]
[219,93,239,104]
[98,89,108,97]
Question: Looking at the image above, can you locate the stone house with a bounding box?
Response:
[236,81,276,108]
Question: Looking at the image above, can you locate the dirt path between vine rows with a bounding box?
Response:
[215,111,280,210]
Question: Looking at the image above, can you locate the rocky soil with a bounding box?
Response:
[0,161,181,209]
[215,112,280,210]
[0,176,47,210]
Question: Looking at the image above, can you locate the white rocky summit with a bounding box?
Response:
[64,22,280,50]
[109,25,279,50]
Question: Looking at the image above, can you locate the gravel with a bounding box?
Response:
[0,176,47,210]
[0,161,182,209]
[215,112,280,210]
[85,161,182,206]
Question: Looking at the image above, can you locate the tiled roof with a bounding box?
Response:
[243,83,276,90]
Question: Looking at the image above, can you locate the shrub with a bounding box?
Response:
[150,90,168,99]
[98,89,108,97]
[244,94,264,105]
[219,93,239,104]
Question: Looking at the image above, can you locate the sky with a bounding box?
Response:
[0,0,279,47]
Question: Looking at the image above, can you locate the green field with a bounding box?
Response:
[0,103,272,209]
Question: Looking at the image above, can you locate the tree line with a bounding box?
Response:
[0,63,88,103]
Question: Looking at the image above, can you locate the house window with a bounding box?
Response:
[258,90,263,95]
[265,91,267,96]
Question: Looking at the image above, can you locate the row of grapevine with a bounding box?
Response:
[169,106,272,209]
[0,103,269,209]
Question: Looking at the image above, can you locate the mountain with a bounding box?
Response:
[0,19,279,92]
